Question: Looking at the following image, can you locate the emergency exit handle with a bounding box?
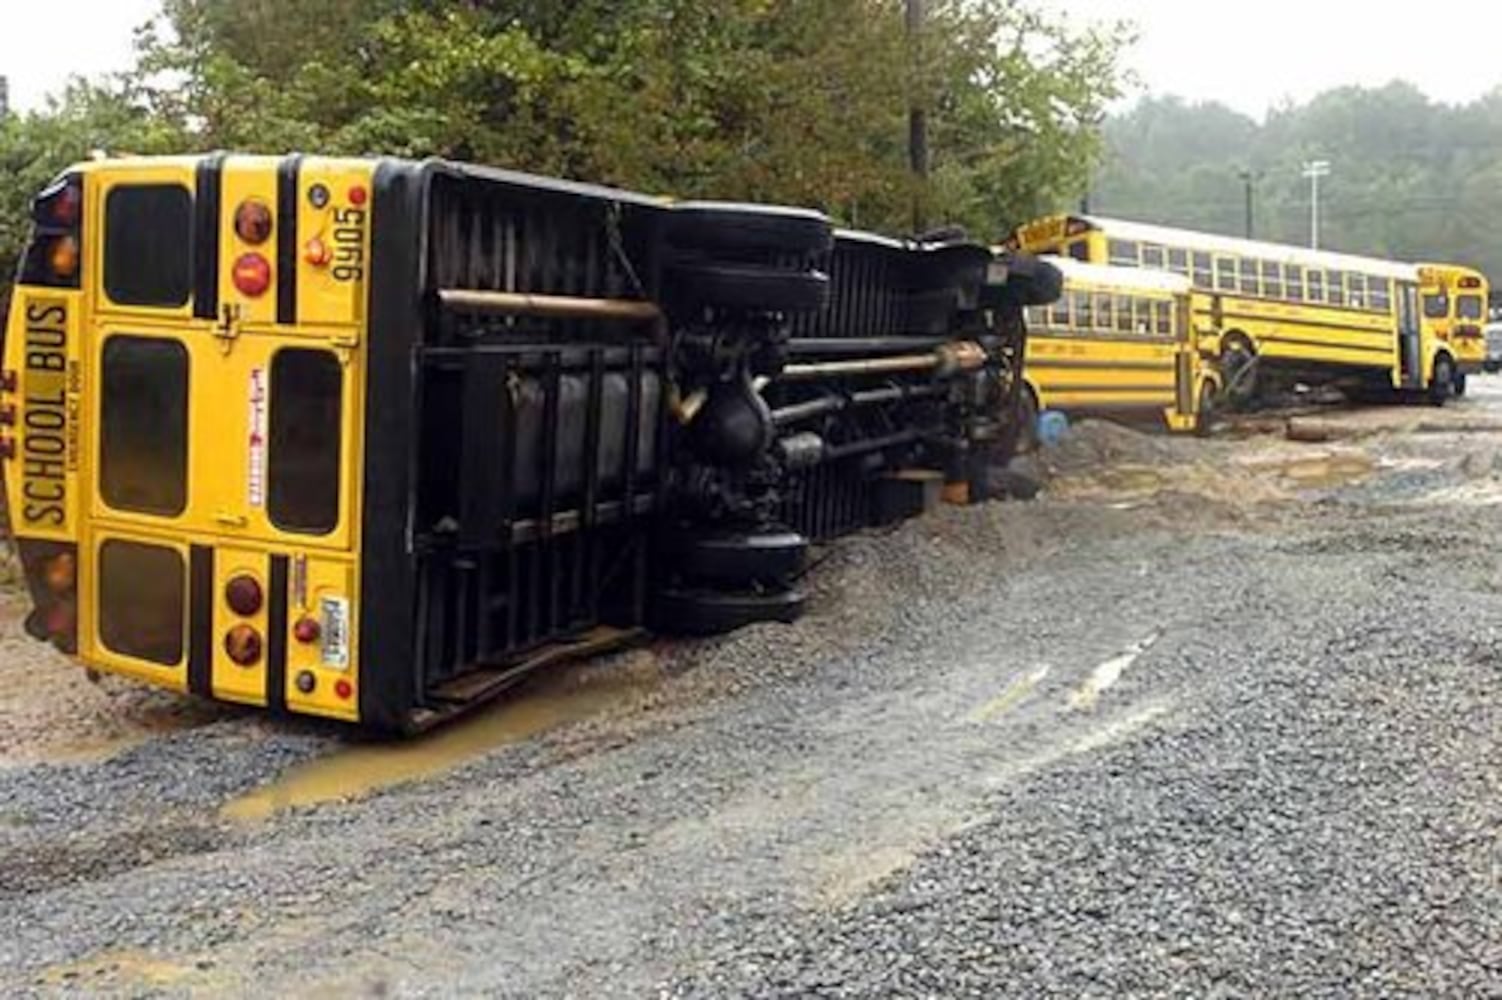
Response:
[215,511,249,528]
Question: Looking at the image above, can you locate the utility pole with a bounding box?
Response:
[906,0,928,233]
[1237,169,1263,239]
[1302,159,1331,249]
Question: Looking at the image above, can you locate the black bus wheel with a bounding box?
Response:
[651,586,806,635]
[1195,381,1218,436]
[1008,385,1040,455]
[671,527,808,585]
[1429,356,1455,406]
[1220,340,1257,407]
[666,261,829,313]
[1001,252,1064,306]
[666,202,834,257]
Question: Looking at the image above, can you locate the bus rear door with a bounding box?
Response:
[86,156,369,722]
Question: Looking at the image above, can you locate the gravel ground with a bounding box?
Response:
[1,386,1500,998]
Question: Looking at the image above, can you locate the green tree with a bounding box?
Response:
[3,0,1130,308]
[127,0,1129,235]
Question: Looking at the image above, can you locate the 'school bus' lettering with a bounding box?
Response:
[21,299,70,528]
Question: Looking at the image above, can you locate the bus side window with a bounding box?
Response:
[1096,293,1114,331]
[1347,274,1367,310]
[1369,276,1391,311]
[1073,290,1093,329]
[1326,271,1346,306]
[1286,264,1305,302]
[1142,245,1165,270]
[1108,240,1139,266]
[1068,240,1089,261]
[1025,305,1045,329]
[1238,258,1260,296]
[1117,295,1137,334]
[1193,252,1213,288]
[1051,294,1071,327]
[1261,261,1284,299]
[1154,300,1172,336]
[1307,269,1324,302]
[1215,256,1237,292]
[1167,248,1188,276]
[1129,297,1153,336]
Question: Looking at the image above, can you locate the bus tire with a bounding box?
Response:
[1011,384,1041,454]
[1429,355,1455,406]
[667,261,829,313]
[1001,252,1064,306]
[1220,338,1257,408]
[1195,381,1218,436]
[671,527,808,584]
[651,585,806,635]
[666,202,834,257]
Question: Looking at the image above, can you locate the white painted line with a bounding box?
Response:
[1066,632,1159,711]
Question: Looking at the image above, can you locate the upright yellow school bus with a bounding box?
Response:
[2,153,1044,731]
[1012,215,1464,405]
[1417,262,1488,393]
[1021,257,1217,432]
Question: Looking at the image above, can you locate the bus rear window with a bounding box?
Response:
[99,539,185,665]
[1423,292,1449,318]
[269,349,343,534]
[1458,295,1483,320]
[105,184,192,307]
[101,336,188,516]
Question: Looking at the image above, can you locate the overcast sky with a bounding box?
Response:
[4,0,1502,118]
[1,0,158,112]
[1046,0,1502,117]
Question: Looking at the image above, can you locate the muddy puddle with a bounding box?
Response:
[1231,450,1377,489]
[222,651,663,821]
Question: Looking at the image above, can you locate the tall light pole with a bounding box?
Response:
[1237,168,1263,238]
[907,0,928,233]
[1302,159,1331,249]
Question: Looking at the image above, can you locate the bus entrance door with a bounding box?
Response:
[1397,281,1422,389]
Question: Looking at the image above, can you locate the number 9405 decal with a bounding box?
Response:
[331,207,366,283]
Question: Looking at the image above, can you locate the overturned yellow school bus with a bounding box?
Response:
[2,154,1057,731]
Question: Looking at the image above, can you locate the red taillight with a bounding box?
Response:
[232,253,271,297]
[225,575,263,616]
[234,200,273,245]
[334,678,353,700]
[348,185,368,207]
[225,625,263,666]
[293,616,321,643]
[52,185,81,227]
